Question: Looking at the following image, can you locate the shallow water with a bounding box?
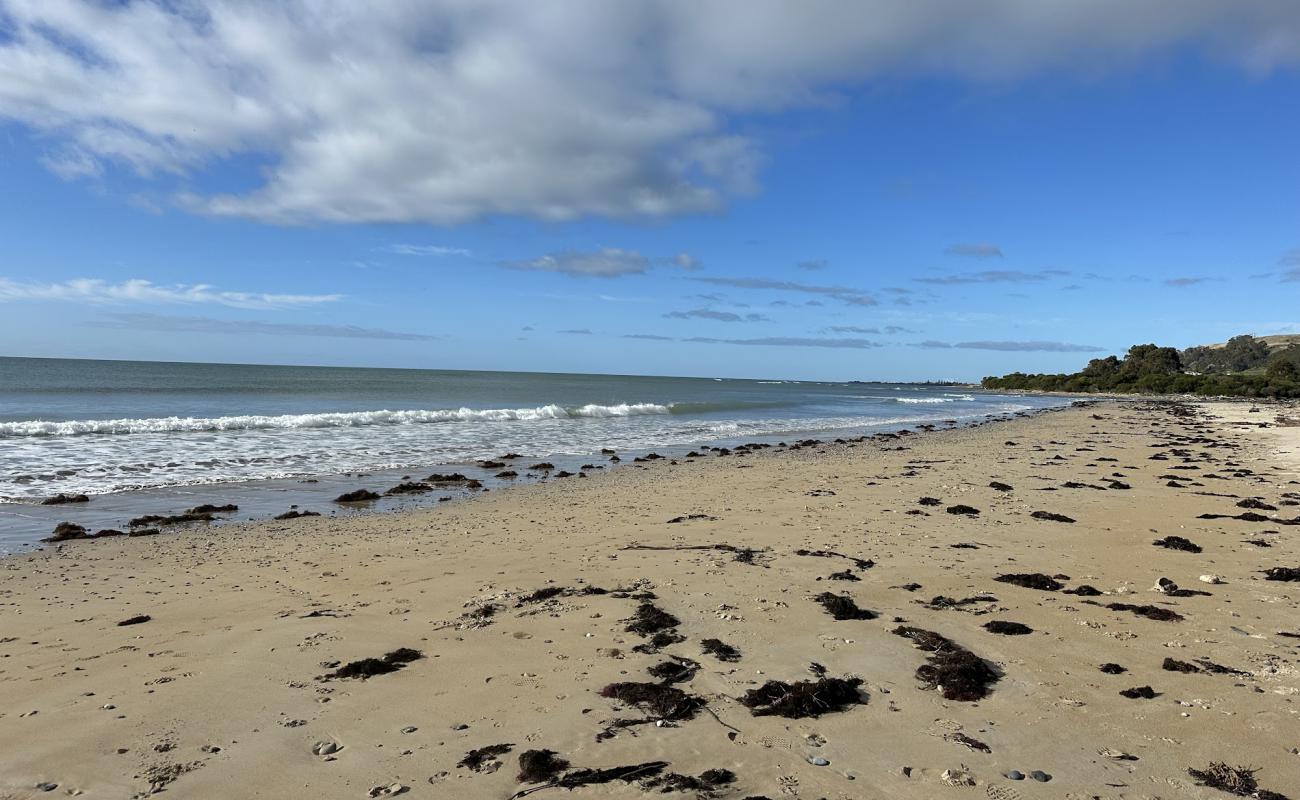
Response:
[0,357,1067,550]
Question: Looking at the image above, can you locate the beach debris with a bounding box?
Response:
[367,783,407,797]
[384,482,432,495]
[918,497,943,506]
[1200,574,1226,584]
[827,569,860,581]
[647,658,698,683]
[130,511,216,527]
[186,503,237,514]
[944,732,991,753]
[1099,663,1127,674]
[738,676,865,718]
[1263,567,1300,581]
[1063,584,1103,596]
[274,510,320,520]
[517,750,570,784]
[1238,498,1278,510]
[983,620,1032,635]
[1031,510,1075,523]
[42,493,89,505]
[312,741,342,756]
[1119,686,1158,699]
[323,647,423,679]
[1163,657,1200,673]
[333,490,380,503]
[642,768,736,794]
[700,638,741,662]
[624,603,679,636]
[599,682,705,720]
[924,594,997,609]
[794,548,875,570]
[117,615,152,626]
[892,626,1000,701]
[995,573,1063,591]
[458,743,513,773]
[941,768,976,786]
[989,481,1014,491]
[507,762,670,799]
[813,592,877,620]
[44,522,87,542]
[666,513,717,523]
[1187,762,1290,799]
[946,504,981,515]
[1106,602,1183,622]
[1153,535,1202,553]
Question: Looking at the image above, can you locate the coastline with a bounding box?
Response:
[2,400,1299,799]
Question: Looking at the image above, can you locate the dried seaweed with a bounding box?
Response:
[738,677,864,718]
[892,626,1000,701]
[1106,602,1183,622]
[516,750,570,784]
[994,573,1063,591]
[813,592,877,620]
[458,743,513,772]
[324,647,423,679]
[700,638,741,662]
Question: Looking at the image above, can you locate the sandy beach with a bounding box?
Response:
[2,400,1299,800]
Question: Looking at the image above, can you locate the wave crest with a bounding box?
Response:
[0,402,674,437]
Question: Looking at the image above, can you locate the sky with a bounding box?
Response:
[0,1,1298,382]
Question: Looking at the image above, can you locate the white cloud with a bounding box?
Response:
[387,244,472,257]
[692,276,876,306]
[0,277,340,310]
[2,1,1298,224]
[503,248,700,278]
[90,312,434,340]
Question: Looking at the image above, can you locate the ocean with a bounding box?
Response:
[0,356,1066,550]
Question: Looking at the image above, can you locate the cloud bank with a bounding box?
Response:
[0,277,340,310]
[3,1,1298,224]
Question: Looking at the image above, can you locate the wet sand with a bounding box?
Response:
[1,400,1298,799]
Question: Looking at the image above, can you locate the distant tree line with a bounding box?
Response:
[982,336,1300,398]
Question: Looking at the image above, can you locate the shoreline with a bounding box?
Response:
[2,400,1298,799]
[0,398,1071,554]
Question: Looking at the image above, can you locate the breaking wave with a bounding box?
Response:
[0,402,675,438]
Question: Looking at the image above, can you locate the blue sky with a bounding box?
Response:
[1,2,1298,381]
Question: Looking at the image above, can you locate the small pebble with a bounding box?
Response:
[810,757,829,766]
[1006,770,1025,781]
[1029,770,1051,782]
[36,783,58,792]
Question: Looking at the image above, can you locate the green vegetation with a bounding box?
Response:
[982,336,1300,398]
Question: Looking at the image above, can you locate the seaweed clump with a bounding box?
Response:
[700,638,741,662]
[516,750,570,784]
[1031,511,1075,523]
[1106,602,1183,622]
[458,743,513,772]
[813,592,877,620]
[738,676,864,718]
[625,603,680,636]
[983,620,1032,635]
[892,626,1000,701]
[1153,535,1202,553]
[643,768,736,794]
[995,573,1063,591]
[599,682,705,720]
[1187,762,1290,800]
[1120,685,1158,699]
[325,647,423,679]
[1263,567,1300,582]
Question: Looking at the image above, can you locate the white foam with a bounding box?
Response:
[0,402,674,438]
